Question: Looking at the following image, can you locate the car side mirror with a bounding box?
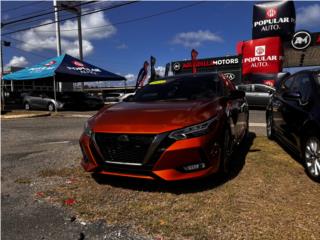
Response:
[228,90,245,100]
[282,91,301,101]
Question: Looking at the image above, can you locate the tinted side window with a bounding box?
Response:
[254,85,271,93]
[296,73,312,103]
[283,75,295,90]
[237,85,251,92]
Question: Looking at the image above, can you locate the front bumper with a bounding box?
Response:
[79,130,222,181]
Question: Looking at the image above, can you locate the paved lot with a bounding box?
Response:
[1,109,268,239]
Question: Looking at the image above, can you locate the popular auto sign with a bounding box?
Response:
[66,60,102,75]
[252,1,296,40]
[238,36,283,75]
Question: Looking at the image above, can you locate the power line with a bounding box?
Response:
[2,1,110,30]
[2,1,138,36]
[3,1,46,13]
[3,1,203,35]
[44,1,205,32]
[5,35,55,55]
[6,44,50,60]
[1,1,96,27]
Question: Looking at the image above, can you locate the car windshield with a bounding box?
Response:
[133,74,223,102]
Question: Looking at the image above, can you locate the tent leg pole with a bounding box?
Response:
[53,76,57,113]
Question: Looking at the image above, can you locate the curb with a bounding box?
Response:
[1,113,51,119]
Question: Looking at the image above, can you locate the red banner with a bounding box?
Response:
[237,36,283,75]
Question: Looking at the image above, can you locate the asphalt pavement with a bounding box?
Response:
[1,109,267,239]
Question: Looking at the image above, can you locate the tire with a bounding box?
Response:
[48,103,55,112]
[303,136,320,182]
[219,128,232,174]
[266,113,274,140]
[24,102,30,110]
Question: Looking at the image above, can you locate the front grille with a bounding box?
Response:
[94,133,155,165]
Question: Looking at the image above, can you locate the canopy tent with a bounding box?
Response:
[3,53,126,82]
[3,54,126,111]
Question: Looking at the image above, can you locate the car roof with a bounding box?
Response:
[153,72,219,82]
[292,67,320,74]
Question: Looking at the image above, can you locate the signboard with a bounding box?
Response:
[283,31,320,67]
[252,1,295,40]
[238,36,283,75]
[170,55,242,84]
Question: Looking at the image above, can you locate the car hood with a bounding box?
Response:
[90,100,222,134]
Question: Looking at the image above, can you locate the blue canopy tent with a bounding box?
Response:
[3,54,126,110]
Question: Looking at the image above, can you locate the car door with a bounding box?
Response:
[253,84,274,107]
[227,82,247,141]
[237,85,253,106]
[280,73,312,148]
[271,75,295,135]
[30,92,43,109]
[39,93,50,109]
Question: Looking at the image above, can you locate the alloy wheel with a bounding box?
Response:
[304,136,320,180]
[266,114,273,139]
[25,103,30,110]
[48,103,55,112]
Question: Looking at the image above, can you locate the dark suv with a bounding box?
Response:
[266,68,320,181]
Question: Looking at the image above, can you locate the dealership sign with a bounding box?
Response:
[238,37,283,75]
[291,30,312,50]
[170,56,242,84]
[252,1,296,40]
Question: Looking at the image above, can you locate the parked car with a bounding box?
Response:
[266,68,320,182]
[104,92,135,104]
[236,84,275,108]
[23,91,104,111]
[79,73,249,181]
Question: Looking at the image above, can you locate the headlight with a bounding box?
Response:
[83,121,93,137]
[168,117,217,141]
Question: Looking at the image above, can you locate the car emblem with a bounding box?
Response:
[117,135,130,142]
[173,62,181,71]
[223,73,236,81]
[291,31,312,50]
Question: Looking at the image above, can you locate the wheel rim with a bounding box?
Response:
[25,103,30,110]
[305,137,320,178]
[267,115,272,137]
[48,104,54,111]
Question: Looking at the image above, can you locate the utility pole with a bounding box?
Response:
[1,41,5,112]
[55,1,83,91]
[53,0,62,93]
[77,7,84,90]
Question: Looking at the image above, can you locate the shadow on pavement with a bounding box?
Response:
[92,132,256,194]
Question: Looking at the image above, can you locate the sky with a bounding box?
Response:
[1,0,320,86]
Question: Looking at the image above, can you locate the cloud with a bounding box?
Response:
[13,10,116,57]
[172,30,223,48]
[155,66,166,77]
[296,4,320,28]
[116,43,128,49]
[124,73,136,85]
[6,56,28,67]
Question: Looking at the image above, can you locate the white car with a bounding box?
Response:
[104,92,135,104]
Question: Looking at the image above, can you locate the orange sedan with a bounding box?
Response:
[79,73,249,181]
